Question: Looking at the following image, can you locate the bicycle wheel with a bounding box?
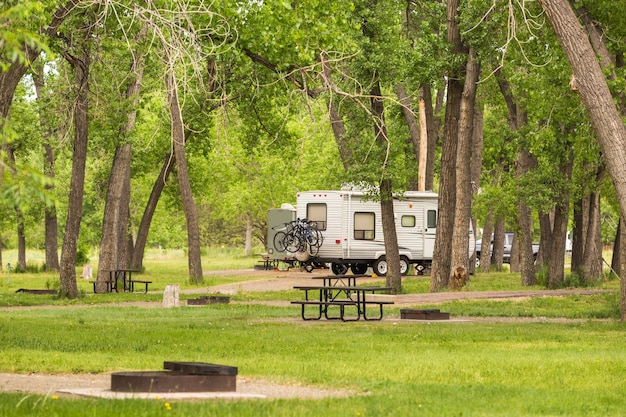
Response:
[273,231,288,252]
[285,234,301,253]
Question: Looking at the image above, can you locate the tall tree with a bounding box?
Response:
[537,0,626,317]
[431,0,466,291]
[58,11,93,298]
[31,62,60,272]
[97,23,147,281]
[450,47,480,288]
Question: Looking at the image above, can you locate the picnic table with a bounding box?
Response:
[92,269,151,293]
[311,274,371,287]
[291,274,394,321]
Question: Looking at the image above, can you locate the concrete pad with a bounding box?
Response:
[58,388,266,400]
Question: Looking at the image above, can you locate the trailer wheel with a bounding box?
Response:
[331,262,348,275]
[399,257,410,276]
[350,263,368,275]
[373,258,388,276]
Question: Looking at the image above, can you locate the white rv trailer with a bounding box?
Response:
[293,189,470,275]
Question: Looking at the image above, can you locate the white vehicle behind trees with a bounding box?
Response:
[268,189,475,275]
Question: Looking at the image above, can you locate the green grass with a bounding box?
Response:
[0,249,625,416]
[0,304,624,416]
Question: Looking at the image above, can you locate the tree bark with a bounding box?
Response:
[395,84,421,190]
[491,215,506,271]
[431,0,466,291]
[611,217,620,277]
[320,53,352,170]
[619,222,626,321]
[431,76,462,291]
[426,84,443,191]
[32,64,60,272]
[536,211,552,270]
[97,144,132,286]
[547,160,573,288]
[571,195,587,275]
[538,0,626,236]
[495,67,536,284]
[581,190,603,281]
[165,68,203,283]
[479,212,494,273]
[132,154,175,269]
[370,81,401,292]
[98,25,146,279]
[59,36,91,298]
[380,178,401,293]
[450,48,480,288]
[245,213,253,257]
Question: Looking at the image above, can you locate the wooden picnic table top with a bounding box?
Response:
[293,285,392,292]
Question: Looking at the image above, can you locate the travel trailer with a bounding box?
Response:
[267,189,475,275]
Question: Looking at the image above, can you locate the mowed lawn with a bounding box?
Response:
[0,249,624,416]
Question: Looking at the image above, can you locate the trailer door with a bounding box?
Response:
[423,208,437,258]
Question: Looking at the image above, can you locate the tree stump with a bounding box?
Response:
[162,284,180,308]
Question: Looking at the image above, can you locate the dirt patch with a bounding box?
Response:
[0,372,355,399]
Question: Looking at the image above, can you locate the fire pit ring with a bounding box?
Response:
[111,362,238,393]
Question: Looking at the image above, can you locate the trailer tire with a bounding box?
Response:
[373,258,388,276]
[400,256,410,276]
[331,263,348,275]
[350,263,368,275]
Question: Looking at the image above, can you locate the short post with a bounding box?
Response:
[162,284,180,308]
[6,263,11,285]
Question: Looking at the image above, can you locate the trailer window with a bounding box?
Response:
[427,210,437,228]
[354,212,375,240]
[307,203,327,230]
[401,215,416,227]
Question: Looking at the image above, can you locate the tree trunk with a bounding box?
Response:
[417,87,428,191]
[425,84,443,191]
[538,0,626,244]
[469,104,484,275]
[541,194,569,288]
[97,144,132,283]
[571,197,586,275]
[547,163,572,288]
[320,53,351,170]
[132,154,175,269]
[395,84,421,190]
[431,0,466,291]
[370,81,401,292]
[98,27,146,278]
[535,212,548,269]
[581,191,603,281]
[611,217,621,278]
[480,212,494,273]
[7,148,27,271]
[450,48,479,289]
[491,215,506,271]
[380,179,401,293]
[510,234,520,273]
[431,76,462,291]
[165,68,203,283]
[59,39,91,298]
[620,220,626,320]
[245,213,253,257]
[32,64,60,272]
[495,67,536,283]
[516,149,536,285]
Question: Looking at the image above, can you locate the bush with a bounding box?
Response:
[75,248,90,266]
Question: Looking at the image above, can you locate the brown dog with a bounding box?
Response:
[450,266,468,290]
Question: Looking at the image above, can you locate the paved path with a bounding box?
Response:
[202,269,613,307]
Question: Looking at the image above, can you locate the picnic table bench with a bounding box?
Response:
[90,269,151,293]
[292,284,394,321]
